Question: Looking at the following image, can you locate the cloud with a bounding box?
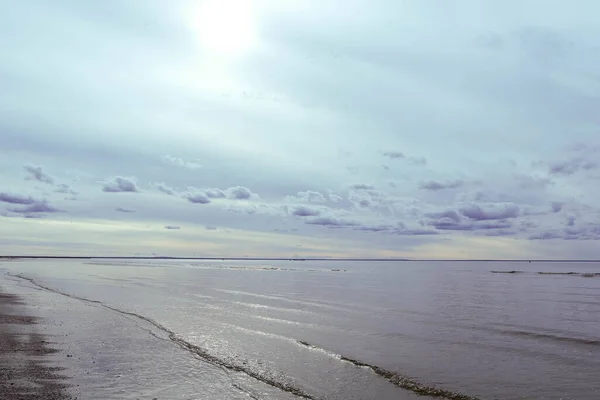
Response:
[164,225,181,230]
[349,183,374,190]
[23,164,54,184]
[182,188,211,204]
[9,200,61,214]
[519,220,539,230]
[382,152,426,165]
[153,182,176,195]
[482,229,518,237]
[347,191,374,208]
[354,223,395,232]
[102,176,139,193]
[382,151,405,159]
[460,203,520,221]
[551,202,564,213]
[565,215,576,226]
[528,223,600,241]
[528,231,563,240]
[180,186,257,203]
[205,188,227,198]
[54,183,77,195]
[286,190,327,203]
[161,155,202,170]
[225,186,256,200]
[205,226,217,230]
[514,174,554,190]
[547,158,597,176]
[0,192,36,205]
[391,228,439,236]
[419,180,464,191]
[305,216,359,227]
[116,207,136,213]
[289,205,321,217]
[425,216,512,231]
[328,193,343,203]
[425,210,461,223]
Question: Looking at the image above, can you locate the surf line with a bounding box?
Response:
[11,273,480,400]
[9,273,319,400]
[298,340,479,400]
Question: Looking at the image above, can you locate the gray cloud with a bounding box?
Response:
[116,207,136,213]
[305,216,359,227]
[425,210,461,223]
[528,223,600,241]
[460,203,520,221]
[0,192,36,205]
[529,231,563,240]
[205,226,217,230]
[164,225,181,230]
[205,188,227,199]
[566,215,576,226]
[153,182,176,195]
[9,200,61,214]
[547,158,597,176]
[482,229,518,237]
[181,186,257,203]
[225,186,256,200]
[427,218,512,231]
[519,220,539,230]
[24,164,54,184]
[289,205,321,217]
[382,151,405,159]
[102,176,139,193]
[551,202,564,213]
[390,228,439,236]
[419,180,464,191]
[161,155,202,170]
[182,189,211,204]
[354,223,395,232]
[349,183,374,190]
[54,183,77,195]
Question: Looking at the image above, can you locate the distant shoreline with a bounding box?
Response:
[1,256,599,262]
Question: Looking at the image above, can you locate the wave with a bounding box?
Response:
[470,324,600,346]
[296,340,478,400]
[214,289,365,314]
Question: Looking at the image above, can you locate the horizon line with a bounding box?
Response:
[1,256,599,262]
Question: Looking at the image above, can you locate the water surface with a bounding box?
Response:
[2,259,599,399]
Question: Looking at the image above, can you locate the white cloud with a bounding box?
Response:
[161,155,202,170]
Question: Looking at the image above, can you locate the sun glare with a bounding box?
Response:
[187,0,258,56]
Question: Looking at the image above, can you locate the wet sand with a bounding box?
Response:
[0,291,72,400]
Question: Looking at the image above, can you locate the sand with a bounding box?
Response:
[0,291,72,400]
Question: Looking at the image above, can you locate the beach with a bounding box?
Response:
[0,290,71,400]
[1,258,599,399]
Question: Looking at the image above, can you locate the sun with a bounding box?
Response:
[187,0,258,56]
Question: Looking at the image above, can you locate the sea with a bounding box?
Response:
[1,259,599,400]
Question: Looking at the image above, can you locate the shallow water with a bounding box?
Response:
[2,259,600,399]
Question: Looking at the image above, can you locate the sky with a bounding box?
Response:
[1,0,600,259]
